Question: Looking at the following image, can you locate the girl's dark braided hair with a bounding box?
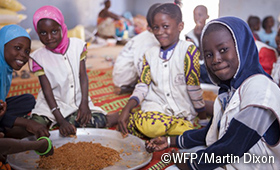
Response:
[151,0,183,24]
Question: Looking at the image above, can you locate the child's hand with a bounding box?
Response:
[145,137,168,153]
[0,100,7,118]
[25,120,50,138]
[36,137,54,157]
[59,120,76,137]
[117,109,130,136]
[76,105,91,126]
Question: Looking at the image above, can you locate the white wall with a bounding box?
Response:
[133,0,172,16]
[219,0,280,31]
[17,0,130,39]
[16,0,280,39]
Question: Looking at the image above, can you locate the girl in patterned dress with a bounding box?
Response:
[117,1,208,138]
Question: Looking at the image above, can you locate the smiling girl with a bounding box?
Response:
[0,24,50,139]
[29,6,117,137]
[117,1,208,138]
[0,25,53,167]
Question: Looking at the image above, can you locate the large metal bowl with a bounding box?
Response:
[7,128,152,170]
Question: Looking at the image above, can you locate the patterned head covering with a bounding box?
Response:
[33,5,69,54]
[0,25,31,101]
[200,16,270,94]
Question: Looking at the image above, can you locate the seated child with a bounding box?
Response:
[112,3,160,94]
[258,16,277,48]
[0,24,50,139]
[247,15,278,75]
[97,0,126,38]
[29,6,117,137]
[247,15,261,41]
[0,24,53,167]
[185,5,212,84]
[146,16,280,170]
[133,15,147,35]
[117,1,208,139]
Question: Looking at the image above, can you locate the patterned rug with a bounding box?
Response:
[8,68,202,170]
[8,68,130,114]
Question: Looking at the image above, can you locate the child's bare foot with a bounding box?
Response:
[106,111,119,127]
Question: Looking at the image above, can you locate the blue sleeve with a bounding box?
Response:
[176,105,277,170]
[176,118,212,149]
[189,118,260,170]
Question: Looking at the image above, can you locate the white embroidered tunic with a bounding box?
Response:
[30,38,105,126]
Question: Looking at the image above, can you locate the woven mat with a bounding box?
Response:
[8,68,202,170]
[8,68,130,114]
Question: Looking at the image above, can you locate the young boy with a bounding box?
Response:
[185,5,211,84]
[146,16,280,170]
[185,5,209,48]
[112,3,160,94]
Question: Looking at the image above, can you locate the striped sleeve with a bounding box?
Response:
[178,107,275,170]
[139,55,152,85]
[187,85,205,111]
[185,45,205,111]
[129,55,151,105]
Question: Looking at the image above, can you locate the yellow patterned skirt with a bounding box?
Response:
[127,110,194,138]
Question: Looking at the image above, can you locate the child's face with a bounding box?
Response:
[266,17,274,28]
[4,37,31,71]
[275,28,280,52]
[202,28,239,81]
[37,19,62,50]
[105,0,111,8]
[253,21,260,31]
[194,6,208,26]
[152,13,183,50]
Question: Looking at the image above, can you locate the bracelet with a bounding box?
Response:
[167,136,171,148]
[35,136,52,156]
[50,106,60,113]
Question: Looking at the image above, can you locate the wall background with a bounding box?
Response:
[17,0,280,39]
[219,0,280,31]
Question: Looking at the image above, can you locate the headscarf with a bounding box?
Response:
[0,25,31,101]
[33,5,69,54]
[200,16,271,94]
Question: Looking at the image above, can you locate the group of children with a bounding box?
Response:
[1,1,280,169]
[247,15,278,49]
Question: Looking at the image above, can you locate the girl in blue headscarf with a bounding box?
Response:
[0,25,50,138]
[0,24,53,167]
[146,16,280,170]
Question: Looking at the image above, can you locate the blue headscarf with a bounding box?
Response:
[0,25,31,101]
[200,16,271,94]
